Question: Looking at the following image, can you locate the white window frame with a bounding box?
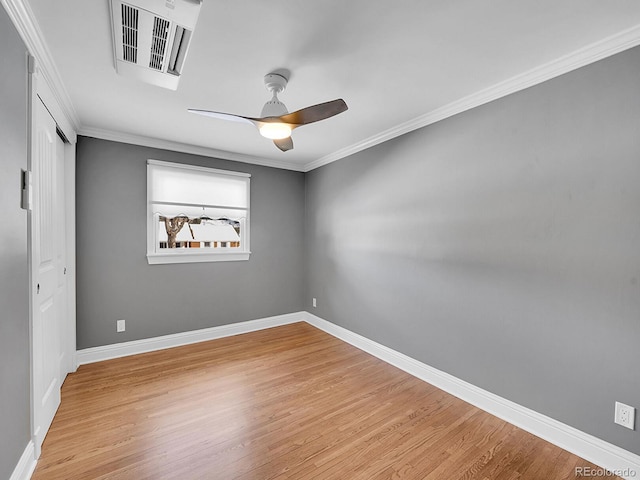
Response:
[146,159,251,264]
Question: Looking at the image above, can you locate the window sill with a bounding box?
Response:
[147,251,251,265]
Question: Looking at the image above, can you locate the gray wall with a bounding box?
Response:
[75,138,305,349]
[305,46,640,454]
[0,7,31,479]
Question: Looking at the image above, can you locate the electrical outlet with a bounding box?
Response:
[312,297,317,308]
[116,319,126,333]
[614,402,635,430]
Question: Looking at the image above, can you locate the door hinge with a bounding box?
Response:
[28,55,37,74]
[21,170,32,211]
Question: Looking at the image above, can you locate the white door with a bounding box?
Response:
[31,96,64,453]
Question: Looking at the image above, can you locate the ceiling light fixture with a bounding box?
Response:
[259,123,292,139]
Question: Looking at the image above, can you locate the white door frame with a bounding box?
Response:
[28,56,77,458]
[63,141,77,376]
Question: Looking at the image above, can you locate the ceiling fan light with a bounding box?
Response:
[259,123,292,140]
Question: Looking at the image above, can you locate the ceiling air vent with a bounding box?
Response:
[149,16,170,70]
[121,4,138,63]
[110,0,202,90]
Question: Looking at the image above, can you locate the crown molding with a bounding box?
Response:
[4,0,640,173]
[79,127,306,172]
[1,0,80,133]
[304,23,640,172]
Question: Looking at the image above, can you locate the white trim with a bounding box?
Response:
[146,251,250,264]
[76,312,305,365]
[3,0,640,173]
[79,126,306,172]
[83,18,640,175]
[64,141,78,374]
[303,312,640,480]
[303,23,640,172]
[0,0,80,139]
[73,311,640,478]
[9,441,36,480]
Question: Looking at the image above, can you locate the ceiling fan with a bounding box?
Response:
[188,73,348,152]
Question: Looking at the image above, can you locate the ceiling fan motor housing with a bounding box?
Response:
[261,73,289,117]
[261,98,288,117]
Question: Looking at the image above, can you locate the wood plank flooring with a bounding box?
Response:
[32,322,621,479]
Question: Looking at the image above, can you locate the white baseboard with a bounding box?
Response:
[9,441,36,480]
[73,310,639,480]
[303,312,640,480]
[76,312,304,365]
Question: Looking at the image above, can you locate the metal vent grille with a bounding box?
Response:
[111,0,202,89]
[149,17,170,71]
[121,4,138,63]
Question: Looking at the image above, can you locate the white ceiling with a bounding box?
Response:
[22,0,640,170]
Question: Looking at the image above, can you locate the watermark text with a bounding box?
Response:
[575,466,636,477]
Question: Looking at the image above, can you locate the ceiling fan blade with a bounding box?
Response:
[278,99,348,126]
[188,109,257,126]
[273,137,294,152]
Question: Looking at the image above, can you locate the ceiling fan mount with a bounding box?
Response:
[189,71,348,152]
[263,72,288,95]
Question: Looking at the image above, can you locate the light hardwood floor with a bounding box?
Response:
[32,322,620,479]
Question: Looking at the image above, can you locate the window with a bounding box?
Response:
[147,160,250,264]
